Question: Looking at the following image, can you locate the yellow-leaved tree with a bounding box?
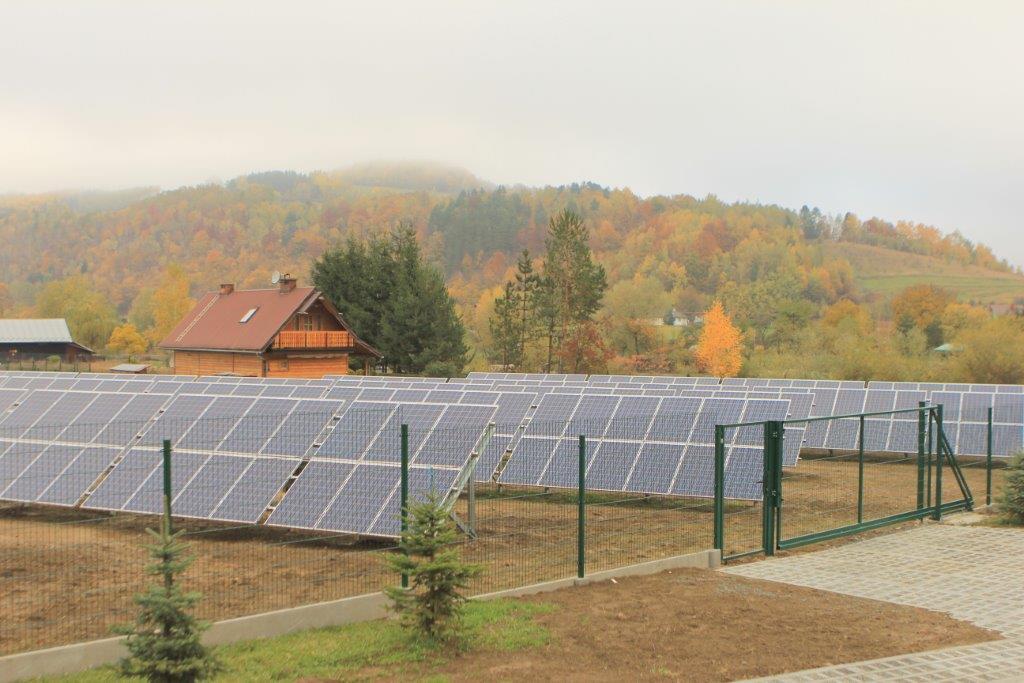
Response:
[107,323,149,361]
[148,265,195,345]
[695,301,743,378]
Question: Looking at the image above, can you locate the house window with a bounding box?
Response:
[301,315,314,331]
[239,308,258,323]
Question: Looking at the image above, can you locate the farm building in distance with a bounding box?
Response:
[159,276,381,378]
[0,318,94,363]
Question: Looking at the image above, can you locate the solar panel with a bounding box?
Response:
[262,400,344,457]
[264,460,352,529]
[1,444,80,501]
[624,443,682,495]
[209,457,299,523]
[82,448,162,511]
[37,446,121,506]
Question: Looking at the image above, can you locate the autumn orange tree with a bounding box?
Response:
[148,265,195,345]
[892,284,954,347]
[107,323,149,361]
[694,301,743,377]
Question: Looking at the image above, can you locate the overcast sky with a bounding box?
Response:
[2,1,1022,265]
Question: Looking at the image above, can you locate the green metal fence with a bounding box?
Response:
[0,402,996,655]
[714,404,976,561]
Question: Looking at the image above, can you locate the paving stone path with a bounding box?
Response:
[725,523,1024,681]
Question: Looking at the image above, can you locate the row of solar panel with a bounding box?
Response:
[495,392,796,500]
[801,388,1024,456]
[0,392,499,537]
[3,376,1020,460]
[6,369,1024,398]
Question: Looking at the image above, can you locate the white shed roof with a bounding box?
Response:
[0,319,75,343]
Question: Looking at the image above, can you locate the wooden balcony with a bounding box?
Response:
[272,330,354,350]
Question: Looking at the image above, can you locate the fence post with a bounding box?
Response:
[857,414,865,525]
[917,401,926,510]
[774,422,784,544]
[713,425,725,553]
[162,439,172,534]
[933,406,944,521]
[400,423,409,589]
[926,409,934,507]
[762,422,778,557]
[986,406,993,507]
[577,434,586,580]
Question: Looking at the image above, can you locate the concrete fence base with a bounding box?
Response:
[0,548,719,682]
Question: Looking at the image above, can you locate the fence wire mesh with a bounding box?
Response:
[0,397,1008,656]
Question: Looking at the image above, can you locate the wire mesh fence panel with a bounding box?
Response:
[583,412,716,574]
[453,417,579,594]
[714,422,763,560]
[777,417,866,543]
[0,407,407,655]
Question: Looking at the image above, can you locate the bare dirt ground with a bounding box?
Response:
[0,457,1004,655]
[326,568,999,682]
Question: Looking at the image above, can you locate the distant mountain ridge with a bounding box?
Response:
[0,162,1018,324]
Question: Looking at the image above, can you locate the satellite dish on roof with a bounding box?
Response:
[271,271,281,284]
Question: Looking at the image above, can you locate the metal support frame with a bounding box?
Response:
[446,423,494,538]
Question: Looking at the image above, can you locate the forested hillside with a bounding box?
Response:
[1,162,1021,380]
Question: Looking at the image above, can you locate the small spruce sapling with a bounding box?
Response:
[385,493,483,643]
[115,515,219,682]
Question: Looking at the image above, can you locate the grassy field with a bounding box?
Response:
[823,242,1024,303]
[44,599,554,682]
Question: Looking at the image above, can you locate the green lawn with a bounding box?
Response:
[821,242,1024,304]
[859,274,1024,303]
[45,600,554,682]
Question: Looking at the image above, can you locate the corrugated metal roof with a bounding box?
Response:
[0,319,74,343]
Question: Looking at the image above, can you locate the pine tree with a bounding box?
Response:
[487,282,522,369]
[313,226,467,375]
[513,249,541,363]
[115,516,219,682]
[694,301,743,378]
[1000,453,1024,524]
[384,493,482,643]
[538,209,607,371]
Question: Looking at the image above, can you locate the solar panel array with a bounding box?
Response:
[496,392,790,500]
[0,378,498,538]
[3,368,1022,531]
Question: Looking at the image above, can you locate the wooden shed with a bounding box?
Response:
[0,318,94,363]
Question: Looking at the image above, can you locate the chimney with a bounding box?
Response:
[278,274,297,293]
[219,283,235,295]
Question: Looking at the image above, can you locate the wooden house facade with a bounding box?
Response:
[159,277,380,378]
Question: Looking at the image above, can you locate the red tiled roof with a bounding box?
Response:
[158,287,380,356]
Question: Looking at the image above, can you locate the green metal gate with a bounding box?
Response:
[714,404,974,562]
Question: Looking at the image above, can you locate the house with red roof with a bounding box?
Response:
[159,276,380,378]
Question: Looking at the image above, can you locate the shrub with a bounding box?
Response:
[115,516,220,682]
[1000,452,1024,524]
[385,493,482,644]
